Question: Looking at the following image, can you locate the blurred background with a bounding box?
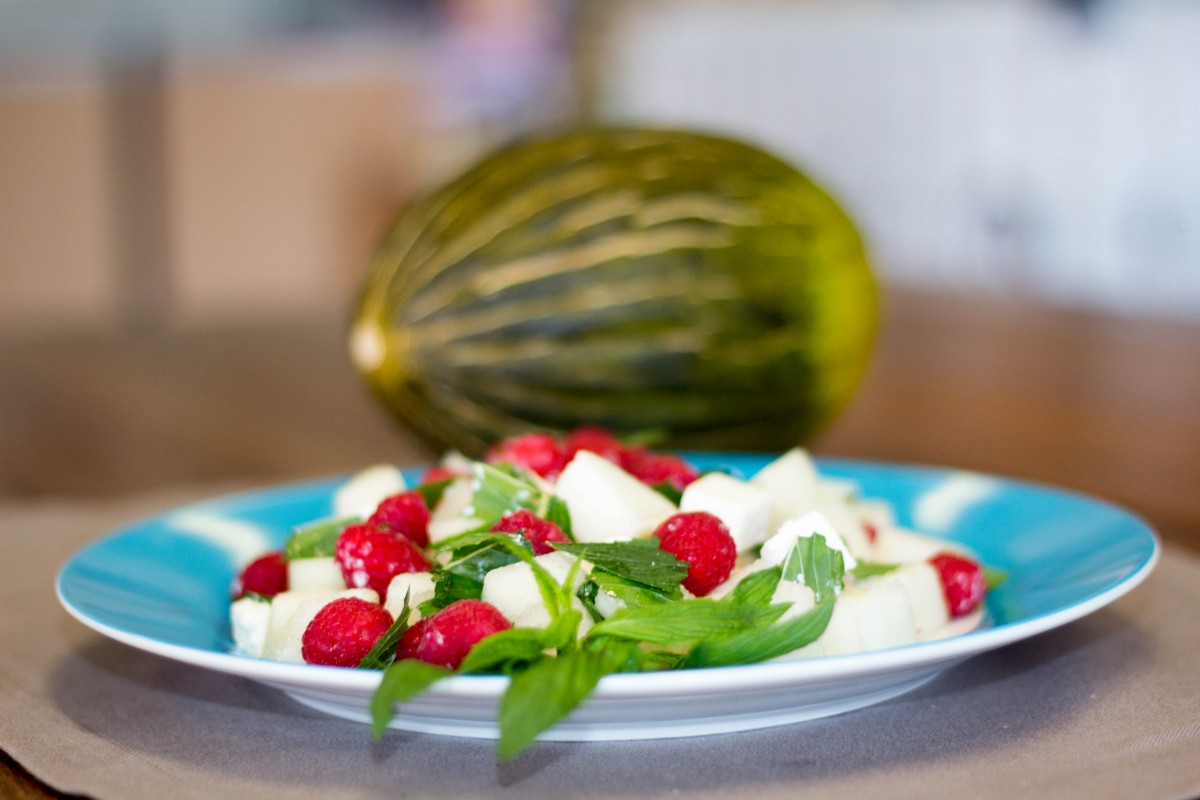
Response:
[2,0,1198,523]
[3,0,1199,335]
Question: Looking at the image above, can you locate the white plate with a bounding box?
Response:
[56,455,1159,740]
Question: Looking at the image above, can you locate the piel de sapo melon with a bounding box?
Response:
[349,128,878,455]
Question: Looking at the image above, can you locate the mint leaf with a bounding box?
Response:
[439,534,530,584]
[587,598,788,647]
[370,659,453,739]
[726,567,782,607]
[456,627,552,674]
[682,596,835,668]
[543,495,574,540]
[983,564,1008,590]
[850,560,901,580]
[358,591,412,670]
[552,540,688,594]
[414,478,452,510]
[428,570,484,611]
[469,462,542,523]
[284,515,358,560]
[780,534,845,603]
[587,570,675,611]
[650,481,683,505]
[496,642,635,759]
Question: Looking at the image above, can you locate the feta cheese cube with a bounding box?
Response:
[261,587,379,663]
[760,511,859,571]
[679,472,773,553]
[555,451,676,543]
[384,571,437,623]
[481,552,592,636]
[333,464,406,519]
[286,557,345,592]
[230,596,271,657]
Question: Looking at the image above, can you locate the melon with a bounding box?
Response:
[349,128,878,455]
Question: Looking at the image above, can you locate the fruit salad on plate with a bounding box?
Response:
[229,428,999,756]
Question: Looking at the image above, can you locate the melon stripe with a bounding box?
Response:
[407,223,734,324]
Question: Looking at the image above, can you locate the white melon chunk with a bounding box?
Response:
[814,598,862,656]
[679,472,773,553]
[333,464,406,519]
[427,477,478,544]
[287,557,346,592]
[872,526,958,564]
[848,579,918,652]
[481,552,592,636]
[384,571,437,623]
[262,587,379,663]
[554,451,676,543]
[750,448,821,531]
[886,562,951,638]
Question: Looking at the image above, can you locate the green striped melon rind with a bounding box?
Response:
[350,128,878,456]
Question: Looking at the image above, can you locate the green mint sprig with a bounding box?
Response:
[552,540,688,595]
[780,533,845,603]
[284,515,359,560]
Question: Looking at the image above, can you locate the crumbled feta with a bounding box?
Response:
[230,595,271,657]
[761,511,859,571]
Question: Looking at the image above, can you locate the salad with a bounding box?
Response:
[229,428,1000,757]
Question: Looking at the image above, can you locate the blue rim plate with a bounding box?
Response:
[56,455,1159,741]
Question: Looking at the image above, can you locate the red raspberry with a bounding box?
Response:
[367,491,431,547]
[563,426,626,464]
[862,522,878,544]
[486,432,569,480]
[335,523,431,597]
[421,465,460,485]
[623,450,700,491]
[395,599,512,670]
[232,551,288,599]
[302,597,394,667]
[489,509,569,555]
[653,512,736,597]
[929,552,986,617]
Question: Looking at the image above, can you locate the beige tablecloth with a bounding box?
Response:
[3,489,1199,800]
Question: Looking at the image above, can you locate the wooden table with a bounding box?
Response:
[2,288,1198,796]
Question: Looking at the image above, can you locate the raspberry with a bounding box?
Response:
[421,465,460,485]
[336,523,431,597]
[302,597,394,667]
[563,425,626,464]
[653,512,736,597]
[232,551,288,599]
[395,599,512,670]
[862,522,878,544]
[929,552,986,617]
[489,509,569,555]
[623,450,700,492]
[486,432,569,480]
[367,490,431,547]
